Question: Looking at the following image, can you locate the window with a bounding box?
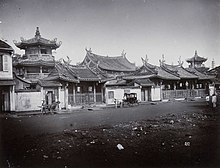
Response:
[108,91,114,99]
[0,55,8,71]
[77,86,80,93]
[88,86,93,92]
[0,55,3,71]
[26,67,40,73]
[41,49,47,54]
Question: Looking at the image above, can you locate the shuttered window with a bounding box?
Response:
[3,55,8,71]
[0,55,3,71]
[0,55,9,71]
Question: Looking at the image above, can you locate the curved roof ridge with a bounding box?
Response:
[86,51,136,72]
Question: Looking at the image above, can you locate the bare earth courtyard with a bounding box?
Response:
[0,99,220,168]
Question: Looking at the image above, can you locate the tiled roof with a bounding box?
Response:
[0,40,14,53]
[186,68,214,80]
[38,80,62,87]
[85,51,136,72]
[161,63,198,79]
[0,80,15,86]
[14,27,61,49]
[69,65,101,81]
[13,59,55,67]
[47,62,101,82]
[186,51,207,63]
[155,66,180,80]
[47,62,79,82]
[135,78,155,86]
[131,62,180,80]
[105,79,128,86]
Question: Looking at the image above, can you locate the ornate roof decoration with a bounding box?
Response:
[186,67,214,80]
[161,63,198,79]
[126,59,180,80]
[46,62,102,83]
[83,50,136,72]
[13,27,62,49]
[13,59,55,67]
[186,50,207,63]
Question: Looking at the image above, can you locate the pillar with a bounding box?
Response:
[58,86,61,110]
[101,84,104,103]
[10,85,15,112]
[64,83,68,109]
[73,84,76,105]
[94,83,96,104]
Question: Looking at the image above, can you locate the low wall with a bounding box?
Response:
[15,91,42,111]
[106,87,141,105]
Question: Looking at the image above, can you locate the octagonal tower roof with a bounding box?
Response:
[13,27,62,50]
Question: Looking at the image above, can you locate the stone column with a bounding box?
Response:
[64,83,68,109]
[58,86,61,110]
[101,84,104,103]
[73,84,76,105]
[94,83,96,104]
[10,85,15,112]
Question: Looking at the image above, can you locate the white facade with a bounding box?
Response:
[105,87,142,105]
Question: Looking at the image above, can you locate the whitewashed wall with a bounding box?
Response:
[15,91,42,111]
[106,87,141,105]
[151,86,161,101]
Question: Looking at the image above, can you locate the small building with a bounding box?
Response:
[12,27,63,111]
[208,65,220,92]
[105,79,142,105]
[13,27,61,86]
[81,49,136,78]
[186,50,209,73]
[43,62,106,109]
[0,40,15,112]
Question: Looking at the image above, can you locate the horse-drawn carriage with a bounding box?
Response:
[122,93,139,107]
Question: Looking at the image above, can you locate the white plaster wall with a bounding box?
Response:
[106,88,141,105]
[15,92,42,111]
[60,90,65,108]
[151,87,161,101]
[0,54,13,79]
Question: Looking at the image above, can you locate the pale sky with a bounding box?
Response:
[0,0,220,68]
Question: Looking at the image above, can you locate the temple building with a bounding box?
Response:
[81,49,136,78]
[13,27,62,87]
[0,40,15,112]
[105,54,214,104]
[186,50,209,72]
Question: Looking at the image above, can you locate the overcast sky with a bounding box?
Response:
[0,0,219,68]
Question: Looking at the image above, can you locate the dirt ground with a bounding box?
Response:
[1,101,220,168]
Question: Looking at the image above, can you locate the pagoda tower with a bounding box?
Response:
[186,50,209,72]
[13,27,62,85]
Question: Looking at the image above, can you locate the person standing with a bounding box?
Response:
[212,93,217,108]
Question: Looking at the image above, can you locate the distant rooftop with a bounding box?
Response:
[13,27,62,50]
[186,50,207,63]
[84,49,136,72]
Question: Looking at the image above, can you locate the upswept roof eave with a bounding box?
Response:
[87,51,136,72]
[13,72,31,84]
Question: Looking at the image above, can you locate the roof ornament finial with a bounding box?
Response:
[178,56,183,66]
[85,47,92,53]
[145,54,148,63]
[195,50,198,56]
[35,27,41,38]
[121,49,126,58]
[159,54,165,66]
